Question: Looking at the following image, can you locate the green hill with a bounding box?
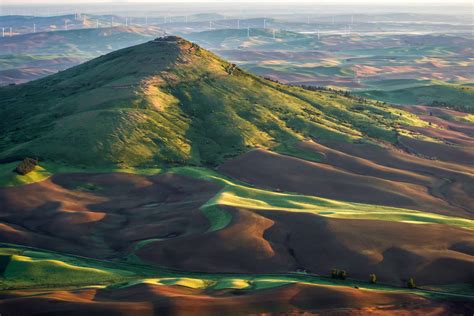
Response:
[0,36,428,168]
[358,83,474,113]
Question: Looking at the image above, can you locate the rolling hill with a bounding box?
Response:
[0,36,434,168]
[0,26,160,85]
[182,29,474,91]
[0,36,473,314]
[358,83,474,113]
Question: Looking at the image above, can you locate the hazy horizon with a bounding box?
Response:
[1,0,472,4]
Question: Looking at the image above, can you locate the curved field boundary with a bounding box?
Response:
[170,167,474,231]
[2,163,472,232]
[1,243,472,300]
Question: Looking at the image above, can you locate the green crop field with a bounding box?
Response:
[2,160,471,231]
[170,167,474,232]
[358,83,474,113]
[1,243,466,300]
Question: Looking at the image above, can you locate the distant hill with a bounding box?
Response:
[358,83,474,113]
[0,36,427,168]
[0,26,159,55]
[0,26,161,85]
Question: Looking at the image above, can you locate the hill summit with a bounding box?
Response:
[0,36,425,167]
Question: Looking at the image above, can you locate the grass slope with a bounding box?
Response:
[0,246,146,290]
[0,162,51,187]
[358,83,474,113]
[0,36,433,168]
[2,243,467,299]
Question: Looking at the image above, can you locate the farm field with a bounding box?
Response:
[0,5,473,313]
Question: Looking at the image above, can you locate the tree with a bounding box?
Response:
[331,269,339,279]
[407,277,416,289]
[370,274,377,284]
[338,270,347,280]
[14,157,38,176]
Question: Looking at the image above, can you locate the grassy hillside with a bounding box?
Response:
[0,36,431,168]
[1,243,462,299]
[358,83,474,113]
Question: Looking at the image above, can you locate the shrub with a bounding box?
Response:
[407,277,416,289]
[14,157,38,175]
[331,269,347,280]
[370,274,377,284]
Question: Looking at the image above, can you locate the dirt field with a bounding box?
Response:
[0,171,473,286]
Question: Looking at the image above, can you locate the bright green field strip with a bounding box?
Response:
[0,162,52,187]
[200,205,233,233]
[0,161,163,187]
[169,167,240,232]
[0,244,469,300]
[106,274,443,299]
[214,185,474,230]
[0,247,143,290]
[169,167,474,231]
[2,162,471,232]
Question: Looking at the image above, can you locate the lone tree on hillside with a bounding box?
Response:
[370,274,377,284]
[331,269,347,280]
[14,157,38,176]
[338,270,347,280]
[407,277,416,289]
